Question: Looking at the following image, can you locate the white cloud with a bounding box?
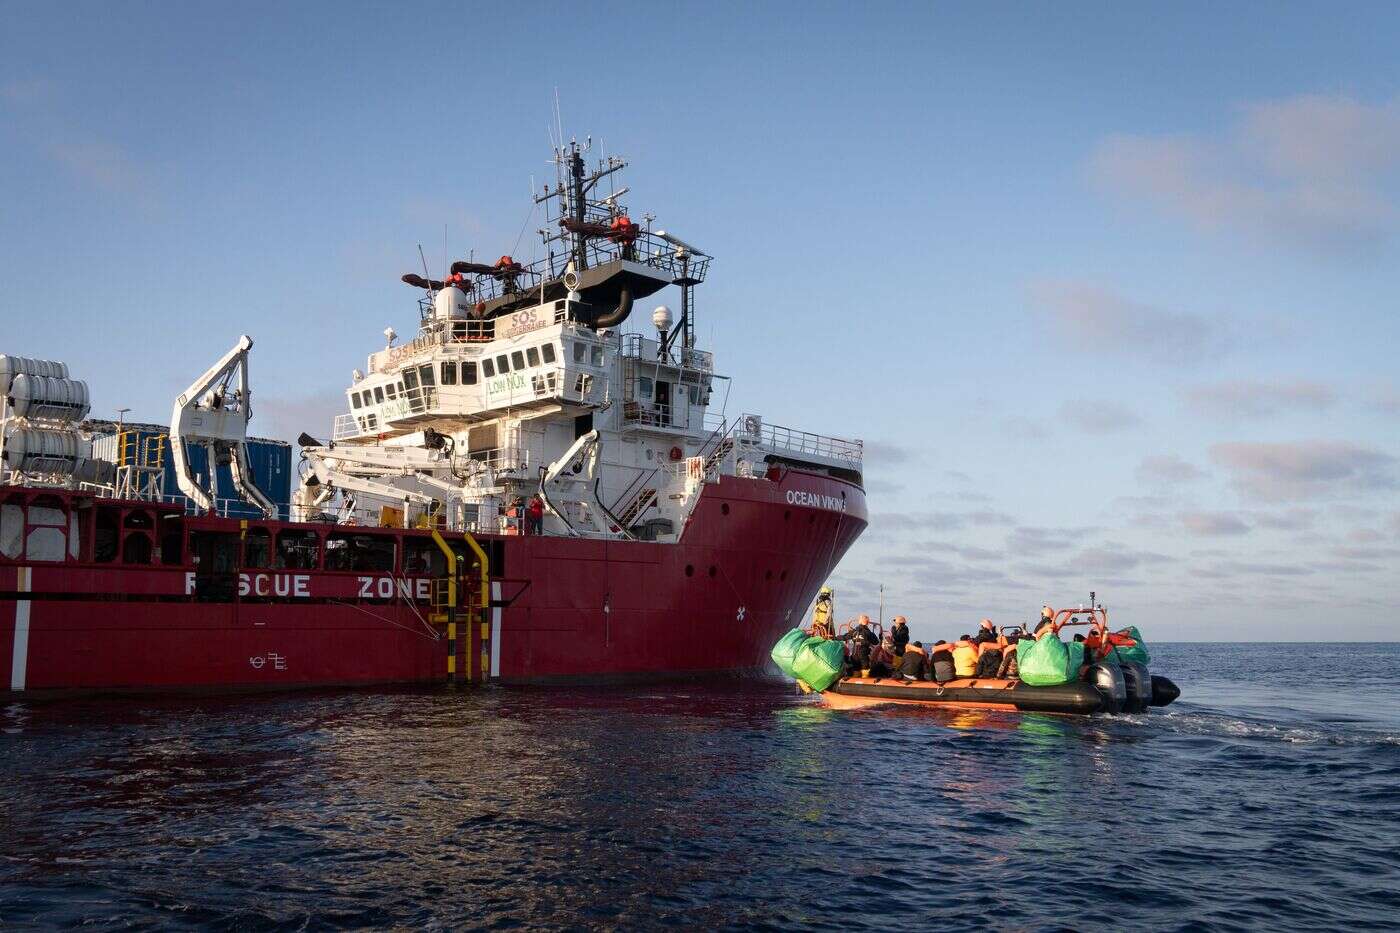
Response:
[1210,440,1397,502]
[1090,94,1400,253]
[1137,454,1207,486]
[1180,511,1251,536]
[48,141,151,196]
[1185,379,1336,419]
[1058,398,1141,434]
[1030,280,1230,363]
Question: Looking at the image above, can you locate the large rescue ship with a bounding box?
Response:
[1,141,867,694]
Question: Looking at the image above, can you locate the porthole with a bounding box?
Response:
[685,564,694,577]
[721,503,730,516]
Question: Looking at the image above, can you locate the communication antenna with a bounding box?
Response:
[417,245,434,293]
[878,584,885,627]
[552,87,564,156]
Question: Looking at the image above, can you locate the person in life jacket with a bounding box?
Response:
[930,640,956,682]
[951,635,979,678]
[975,635,1005,678]
[810,587,835,638]
[973,618,997,644]
[890,616,910,656]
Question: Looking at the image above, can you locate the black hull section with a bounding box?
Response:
[829,679,1105,715]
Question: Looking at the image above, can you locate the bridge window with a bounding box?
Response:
[276,530,320,569]
[482,358,495,378]
[591,346,604,367]
[351,393,362,410]
[325,532,396,572]
[402,369,419,390]
[385,383,397,399]
[638,376,653,399]
[542,343,557,364]
[418,364,435,387]
[373,386,384,404]
[526,347,540,367]
[572,342,586,363]
[244,526,272,568]
[495,354,509,373]
[511,350,525,371]
[461,361,478,385]
[441,361,457,385]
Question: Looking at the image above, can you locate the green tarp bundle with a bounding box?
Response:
[1108,626,1151,665]
[770,628,809,679]
[1018,635,1085,686]
[791,637,845,691]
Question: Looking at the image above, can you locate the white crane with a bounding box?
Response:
[169,335,277,518]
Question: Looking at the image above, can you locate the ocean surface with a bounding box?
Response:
[2,643,1398,931]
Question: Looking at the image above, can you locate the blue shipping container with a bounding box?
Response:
[89,421,293,519]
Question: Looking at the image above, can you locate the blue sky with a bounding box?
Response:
[3,3,1397,640]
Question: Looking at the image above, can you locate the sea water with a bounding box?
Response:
[2,643,1397,930]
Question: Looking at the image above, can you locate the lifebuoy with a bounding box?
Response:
[669,446,683,461]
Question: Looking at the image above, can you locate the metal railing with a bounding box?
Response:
[163,493,292,521]
[747,420,863,465]
[456,446,530,476]
[620,334,714,373]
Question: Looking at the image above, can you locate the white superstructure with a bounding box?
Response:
[295,141,862,539]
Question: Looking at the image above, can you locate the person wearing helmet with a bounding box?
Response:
[973,618,997,644]
[811,587,835,638]
[890,615,910,656]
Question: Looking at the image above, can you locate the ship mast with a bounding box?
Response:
[535,138,627,278]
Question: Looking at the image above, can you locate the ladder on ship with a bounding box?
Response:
[427,529,492,685]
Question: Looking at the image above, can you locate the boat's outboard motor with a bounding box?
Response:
[1119,661,1152,713]
[1087,663,1126,714]
[1149,675,1181,707]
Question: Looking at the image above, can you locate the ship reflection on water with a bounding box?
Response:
[3,647,1397,930]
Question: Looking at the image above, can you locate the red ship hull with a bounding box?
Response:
[2,470,864,694]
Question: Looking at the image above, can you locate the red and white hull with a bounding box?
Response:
[2,470,864,693]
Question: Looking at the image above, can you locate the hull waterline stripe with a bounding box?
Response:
[490,582,501,679]
[11,567,31,691]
